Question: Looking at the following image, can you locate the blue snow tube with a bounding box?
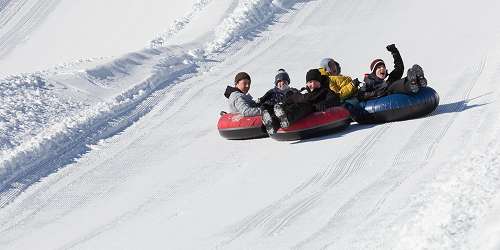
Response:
[350,87,439,124]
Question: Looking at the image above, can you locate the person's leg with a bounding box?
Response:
[261,104,280,134]
[387,78,418,94]
[411,64,427,87]
[391,64,429,95]
[274,102,315,128]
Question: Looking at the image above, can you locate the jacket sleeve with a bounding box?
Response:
[285,91,308,105]
[387,49,404,83]
[314,91,340,111]
[258,89,273,104]
[363,74,376,91]
[336,76,357,101]
[234,95,262,117]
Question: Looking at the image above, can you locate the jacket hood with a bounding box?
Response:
[224,86,242,99]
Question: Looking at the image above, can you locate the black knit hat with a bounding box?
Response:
[234,72,251,84]
[274,69,290,85]
[370,59,385,73]
[306,69,322,83]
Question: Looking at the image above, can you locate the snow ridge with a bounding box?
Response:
[0,0,302,191]
[151,0,297,54]
[150,0,212,48]
[205,0,295,54]
[0,46,198,190]
[0,74,87,153]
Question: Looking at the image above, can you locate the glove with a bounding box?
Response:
[362,91,377,100]
[386,44,398,53]
[352,78,362,88]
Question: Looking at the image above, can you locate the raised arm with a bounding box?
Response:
[386,44,404,83]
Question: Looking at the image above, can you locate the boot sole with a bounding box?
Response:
[412,64,427,87]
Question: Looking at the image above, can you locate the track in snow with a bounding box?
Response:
[296,58,489,249]
[0,0,62,59]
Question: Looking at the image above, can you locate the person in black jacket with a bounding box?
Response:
[258,69,300,131]
[258,69,300,109]
[262,68,340,135]
[358,44,428,100]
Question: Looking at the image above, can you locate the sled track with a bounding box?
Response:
[295,58,488,249]
[50,57,264,249]
[264,125,390,236]
[0,77,193,239]
[0,1,312,243]
[0,34,278,246]
[0,0,27,27]
[218,125,391,247]
[0,62,199,210]
[0,64,224,247]
[216,2,393,245]
[0,0,12,13]
[0,0,62,59]
[366,58,487,219]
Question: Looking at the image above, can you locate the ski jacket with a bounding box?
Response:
[318,67,357,101]
[359,49,404,100]
[284,75,340,111]
[224,86,262,117]
[258,86,300,107]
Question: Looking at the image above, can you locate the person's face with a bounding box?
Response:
[235,79,251,94]
[328,61,339,76]
[375,64,387,79]
[306,80,321,90]
[276,80,289,90]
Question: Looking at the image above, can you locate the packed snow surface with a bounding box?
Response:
[0,0,500,249]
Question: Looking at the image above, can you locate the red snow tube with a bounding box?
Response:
[270,106,351,141]
[217,113,268,140]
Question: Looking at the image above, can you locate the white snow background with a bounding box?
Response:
[1,0,500,249]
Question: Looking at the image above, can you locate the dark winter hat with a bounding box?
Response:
[370,59,385,73]
[274,69,290,85]
[234,72,251,84]
[306,69,322,83]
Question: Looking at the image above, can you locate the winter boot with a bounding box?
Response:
[274,103,290,128]
[406,68,420,93]
[262,109,277,135]
[412,64,427,87]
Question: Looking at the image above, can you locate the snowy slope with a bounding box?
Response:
[1,0,500,249]
[0,0,198,77]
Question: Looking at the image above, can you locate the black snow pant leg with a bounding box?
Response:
[283,102,315,124]
[387,78,414,94]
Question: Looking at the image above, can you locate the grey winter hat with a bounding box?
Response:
[274,69,290,85]
[320,58,341,74]
[320,58,334,71]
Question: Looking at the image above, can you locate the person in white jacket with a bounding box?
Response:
[223,72,262,117]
